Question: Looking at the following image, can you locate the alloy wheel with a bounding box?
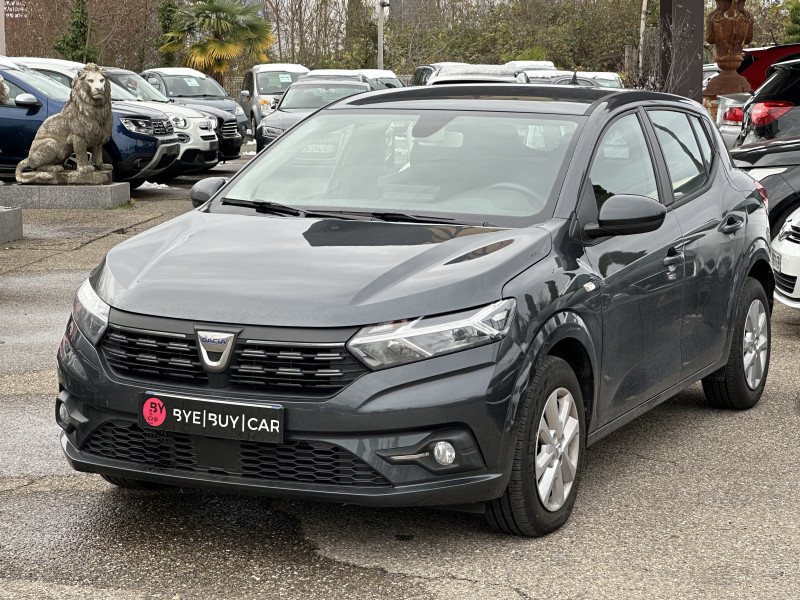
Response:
[535,387,580,512]
[743,299,768,390]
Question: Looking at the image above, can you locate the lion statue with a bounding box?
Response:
[15,63,114,184]
[0,74,8,105]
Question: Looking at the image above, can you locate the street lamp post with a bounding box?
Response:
[378,1,389,70]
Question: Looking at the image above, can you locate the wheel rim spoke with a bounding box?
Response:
[535,385,580,512]
[742,299,768,390]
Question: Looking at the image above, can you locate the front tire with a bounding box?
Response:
[486,355,585,536]
[702,277,770,410]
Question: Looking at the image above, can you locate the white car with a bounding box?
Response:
[13,58,218,176]
[771,206,800,308]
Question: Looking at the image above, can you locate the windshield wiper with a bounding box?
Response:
[369,212,457,224]
[220,198,301,216]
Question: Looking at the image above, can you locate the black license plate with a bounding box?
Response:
[139,393,283,443]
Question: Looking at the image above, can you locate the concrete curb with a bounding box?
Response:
[0,206,23,243]
[0,182,131,209]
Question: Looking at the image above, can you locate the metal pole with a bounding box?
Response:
[377,1,386,70]
[0,0,6,56]
[638,0,648,76]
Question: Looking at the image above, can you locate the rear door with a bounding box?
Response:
[0,75,48,168]
[645,109,742,378]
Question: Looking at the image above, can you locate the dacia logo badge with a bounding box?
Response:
[196,330,236,373]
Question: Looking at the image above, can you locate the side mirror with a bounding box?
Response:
[189,177,227,208]
[270,99,278,109]
[15,93,42,109]
[585,194,666,238]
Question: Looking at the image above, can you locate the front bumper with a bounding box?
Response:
[772,234,800,308]
[119,138,181,181]
[56,317,520,507]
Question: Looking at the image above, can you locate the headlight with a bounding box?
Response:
[347,299,516,370]
[263,126,284,138]
[260,98,272,106]
[170,116,188,129]
[235,105,245,116]
[72,280,110,345]
[120,117,154,135]
[199,119,214,130]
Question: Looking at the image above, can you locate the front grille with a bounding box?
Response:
[786,224,800,244]
[153,119,175,135]
[775,270,797,295]
[101,325,208,385]
[83,422,391,487]
[230,343,368,396]
[220,120,238,137]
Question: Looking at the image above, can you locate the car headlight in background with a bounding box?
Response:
[347,299,516,370]
[235,105,245,116]
[72,280,110,345]
[199,118,214,130]
[170,116,188,129]
[120,118,154,135]
[263,126,285,138]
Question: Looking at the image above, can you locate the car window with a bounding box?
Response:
[146,75,164,93]
[256,71,303,95]
[39,70,72,88]
[280,84,366,109]
[1,79,24,106]
[163,75,227,98]
[588,112,659,209]
[649,110,708,200]
[689,115,714,171]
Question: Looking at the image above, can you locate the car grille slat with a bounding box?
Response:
[153,119,175,135]
[787,225,800,244]
[221,121,238,137]
[100,326,368,397]
[82,423,390,488]
[774,270,797,295]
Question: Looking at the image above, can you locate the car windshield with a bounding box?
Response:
[256,71,304,95]
[221,110,583,227]
[12,68,70,101]
[110,73,169,102]
[280,85,366,110]
[368,77,404,89]
[163,75,227,98]
[594,79,623,88]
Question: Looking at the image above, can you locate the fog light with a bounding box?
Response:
[58,402,70,426]
[433,441,456,465]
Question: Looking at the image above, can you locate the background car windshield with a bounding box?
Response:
[13,69,70,101]
[111,73,169,102]
[280,85,365,109]
[163,75,226,98]
[224,110,583,227]
[368,77,404,89]
[256,71,303,95]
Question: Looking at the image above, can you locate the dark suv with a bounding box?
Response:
[732,58,800,234]
[57,85,772,536]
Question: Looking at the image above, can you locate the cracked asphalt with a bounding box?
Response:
[1,145,798,599]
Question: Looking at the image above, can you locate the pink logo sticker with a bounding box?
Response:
[143,397,166,427]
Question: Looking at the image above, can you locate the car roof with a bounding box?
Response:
[13,57,83,72]
[332,83,693,116]
[252,63,309,74]
[0,55,21,70]
[289,78,370,89]
[143,67,207,78]
[770,57,800,69]
[358,69,399,78]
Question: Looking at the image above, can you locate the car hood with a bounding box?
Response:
[171,96,238,114]
[262,109,311,131]
[111,100,169,120]
[94,212,552,327]
[127,101,204,119]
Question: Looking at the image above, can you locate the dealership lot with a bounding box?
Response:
[0,151,798,600]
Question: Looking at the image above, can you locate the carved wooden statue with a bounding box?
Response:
[705,0,754,95]
[15,64,114,185]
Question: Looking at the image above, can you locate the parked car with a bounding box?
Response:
[299,69,370,84]
[715,93,749,149]
[357,69,405,89]
[738,43,800,90]
[0,58,180,187]
[409,62,469,86]
[426,65,529,85]
[254,78,370,151]
[140,67,248,137]
[731,58,800,234]
[702,63,721,91]
[526,70,624,88]
[14,58,219,177]
[57,84,773,537]
[238,63,309,136]
[505,60,557,71]
[771,205,800,307]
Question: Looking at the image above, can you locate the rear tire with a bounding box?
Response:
[702,277,770,410]
[100,474,166,490]
[486,355,585,536]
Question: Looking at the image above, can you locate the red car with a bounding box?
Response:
[739,44,800,90]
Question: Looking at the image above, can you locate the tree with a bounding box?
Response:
[159,0,180,67]
[53,0,100,63]
[786,0,800,44]
[160,0,275,78]
[342,0,377,68]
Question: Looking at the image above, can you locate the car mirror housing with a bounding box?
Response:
[585,194,666,238]
[15,93,42,109]
[189,177,227,208]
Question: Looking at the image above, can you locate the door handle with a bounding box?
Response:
[721,215,744,234]
[663,249,684,267]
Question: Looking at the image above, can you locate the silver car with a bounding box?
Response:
[772,206,800,308]
[238,63,308,137]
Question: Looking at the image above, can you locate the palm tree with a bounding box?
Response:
[160,0,274,77]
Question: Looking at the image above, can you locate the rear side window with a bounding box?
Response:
[1,79,23,106]
[649,110,708,201]
[689,116,714,171]
[753,68,800,103]
[588,113,659,209]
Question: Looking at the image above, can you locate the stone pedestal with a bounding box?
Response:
[0,182,130,209]
[17,169,113,186]
[0,206,23,244]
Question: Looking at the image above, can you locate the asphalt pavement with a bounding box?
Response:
[1,145,798,599]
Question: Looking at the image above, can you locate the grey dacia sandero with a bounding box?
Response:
[57,85,773,536]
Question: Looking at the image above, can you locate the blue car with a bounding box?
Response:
[0,59,180,188]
